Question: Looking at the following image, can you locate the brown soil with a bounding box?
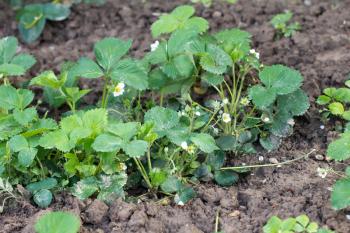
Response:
[1,0,350,232]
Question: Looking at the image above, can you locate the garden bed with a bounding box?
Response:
[0,0,350,232]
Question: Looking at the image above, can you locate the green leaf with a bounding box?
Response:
[190,133,218,153]
[43,3,70,21]
[82,108,108,136]
[71,177,98,200]
[18,147,37,167]
[269,110,293,137]
[172,5,195,20]
[0,85,34,110]
[34,189,53,208]
[72,57,103,79]
[11,54,36,71]
[39,130,73,152]
[149,168,167,187]
[30,70,65,89]
[26,178,58,193]
[0,36,18,64]
[277,89,309,116]
[107,122,140,141]
[110,59,148,90]
[151,14,179,38]
[94,37,132,72]
[342,111,350,121]
[97,173,127,203]
[35,211,81,233]
[295,215,309,228]
[331,178,350,210]
[0,116,22,140]
[144,106,179,136]
[214,170,239,186]
[260,134,282,152]
[64,153,80,176]
[328,102,344,115]
[92,134,123,152]
[123,140,148,158]
[316,95,331,105]
[327,132,350,161]
[200,44,232,75]
[174,186,195,205]
[206,150,225,170]
[216,135,237,151]
[9,135,28,152]
[259,65,303,95]
[249,85,276,109]
[19,11,46,43]
[160,176,183,193]
[263,216,283,233]
[201,72,224,86]
[0,63,25,76]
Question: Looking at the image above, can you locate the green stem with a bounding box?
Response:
[160,93,164,107]
[147,146,152,172]
[101,78,109,108]
[133,158,152,189]
[221,149,316,171]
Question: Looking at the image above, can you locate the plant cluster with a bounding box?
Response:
[317,80,350,210]
[6,0,105,43]
[263,215,335,233]
[270,10,300,38]
[0,5,309,208]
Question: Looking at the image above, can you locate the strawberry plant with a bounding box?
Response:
[270,11,300,38]
[263,215,335,233]
[317,80,350,210]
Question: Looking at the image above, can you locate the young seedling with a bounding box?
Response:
[270,11,300,38]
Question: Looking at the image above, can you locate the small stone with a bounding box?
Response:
[84,199,109,224]
[212,11,222,18]
[269,158,279,164]
[258,156,264,161]
[229,210,240,217]
[315,154,324,161]
[346,215,350,220]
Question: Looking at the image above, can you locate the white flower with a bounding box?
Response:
[262,116,270,123]
[150,40,159,51]
[250,49,260,59]
[317,167,328,179]
[211,100,221,110]
[222,98,229,105]
[187,145,196,154]
[287,119,295,126]
[195,111,201,116]
[320,125,325,130]
[222,113,231,123]
[258,156,264,161]
[164,147,169,153]
[240,97,250,106]
[120,163,127,171]
[113,82,125,97]
[181,141,188,150]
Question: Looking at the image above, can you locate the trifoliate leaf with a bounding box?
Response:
[331,178,350,210]
[11,54,36,71]
[144,106,179,136]
[316,95,331,105]
[249,84,276,109]
[35,211,81,233]
[190,133,218,153]
[0,36,18,64]
[173,54,194,78]
[9,135,28,152]
[60,114,82,134]
[72,57,103,79]
[0,85,34,110]
[94,37,132,72]
[167,28,199,57]
[214,29,251,56]
[201,72,224,86]
[214,170,239,186]
[216,135,237,151]
[34,189,53,208]
[92,134,123,152]
[43,3,70,21]
[259,65,303,95]
[277,89,309,116]
[183,17,209,33]
[26,178,58,193]
[327,132,350,161]
[151,14,179,38]
[18,147,37,167]
[72,177,98,200]
[110,59,148,90]
[123,140,148,158]
[172,5,195,20]
[0,116,22,140]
